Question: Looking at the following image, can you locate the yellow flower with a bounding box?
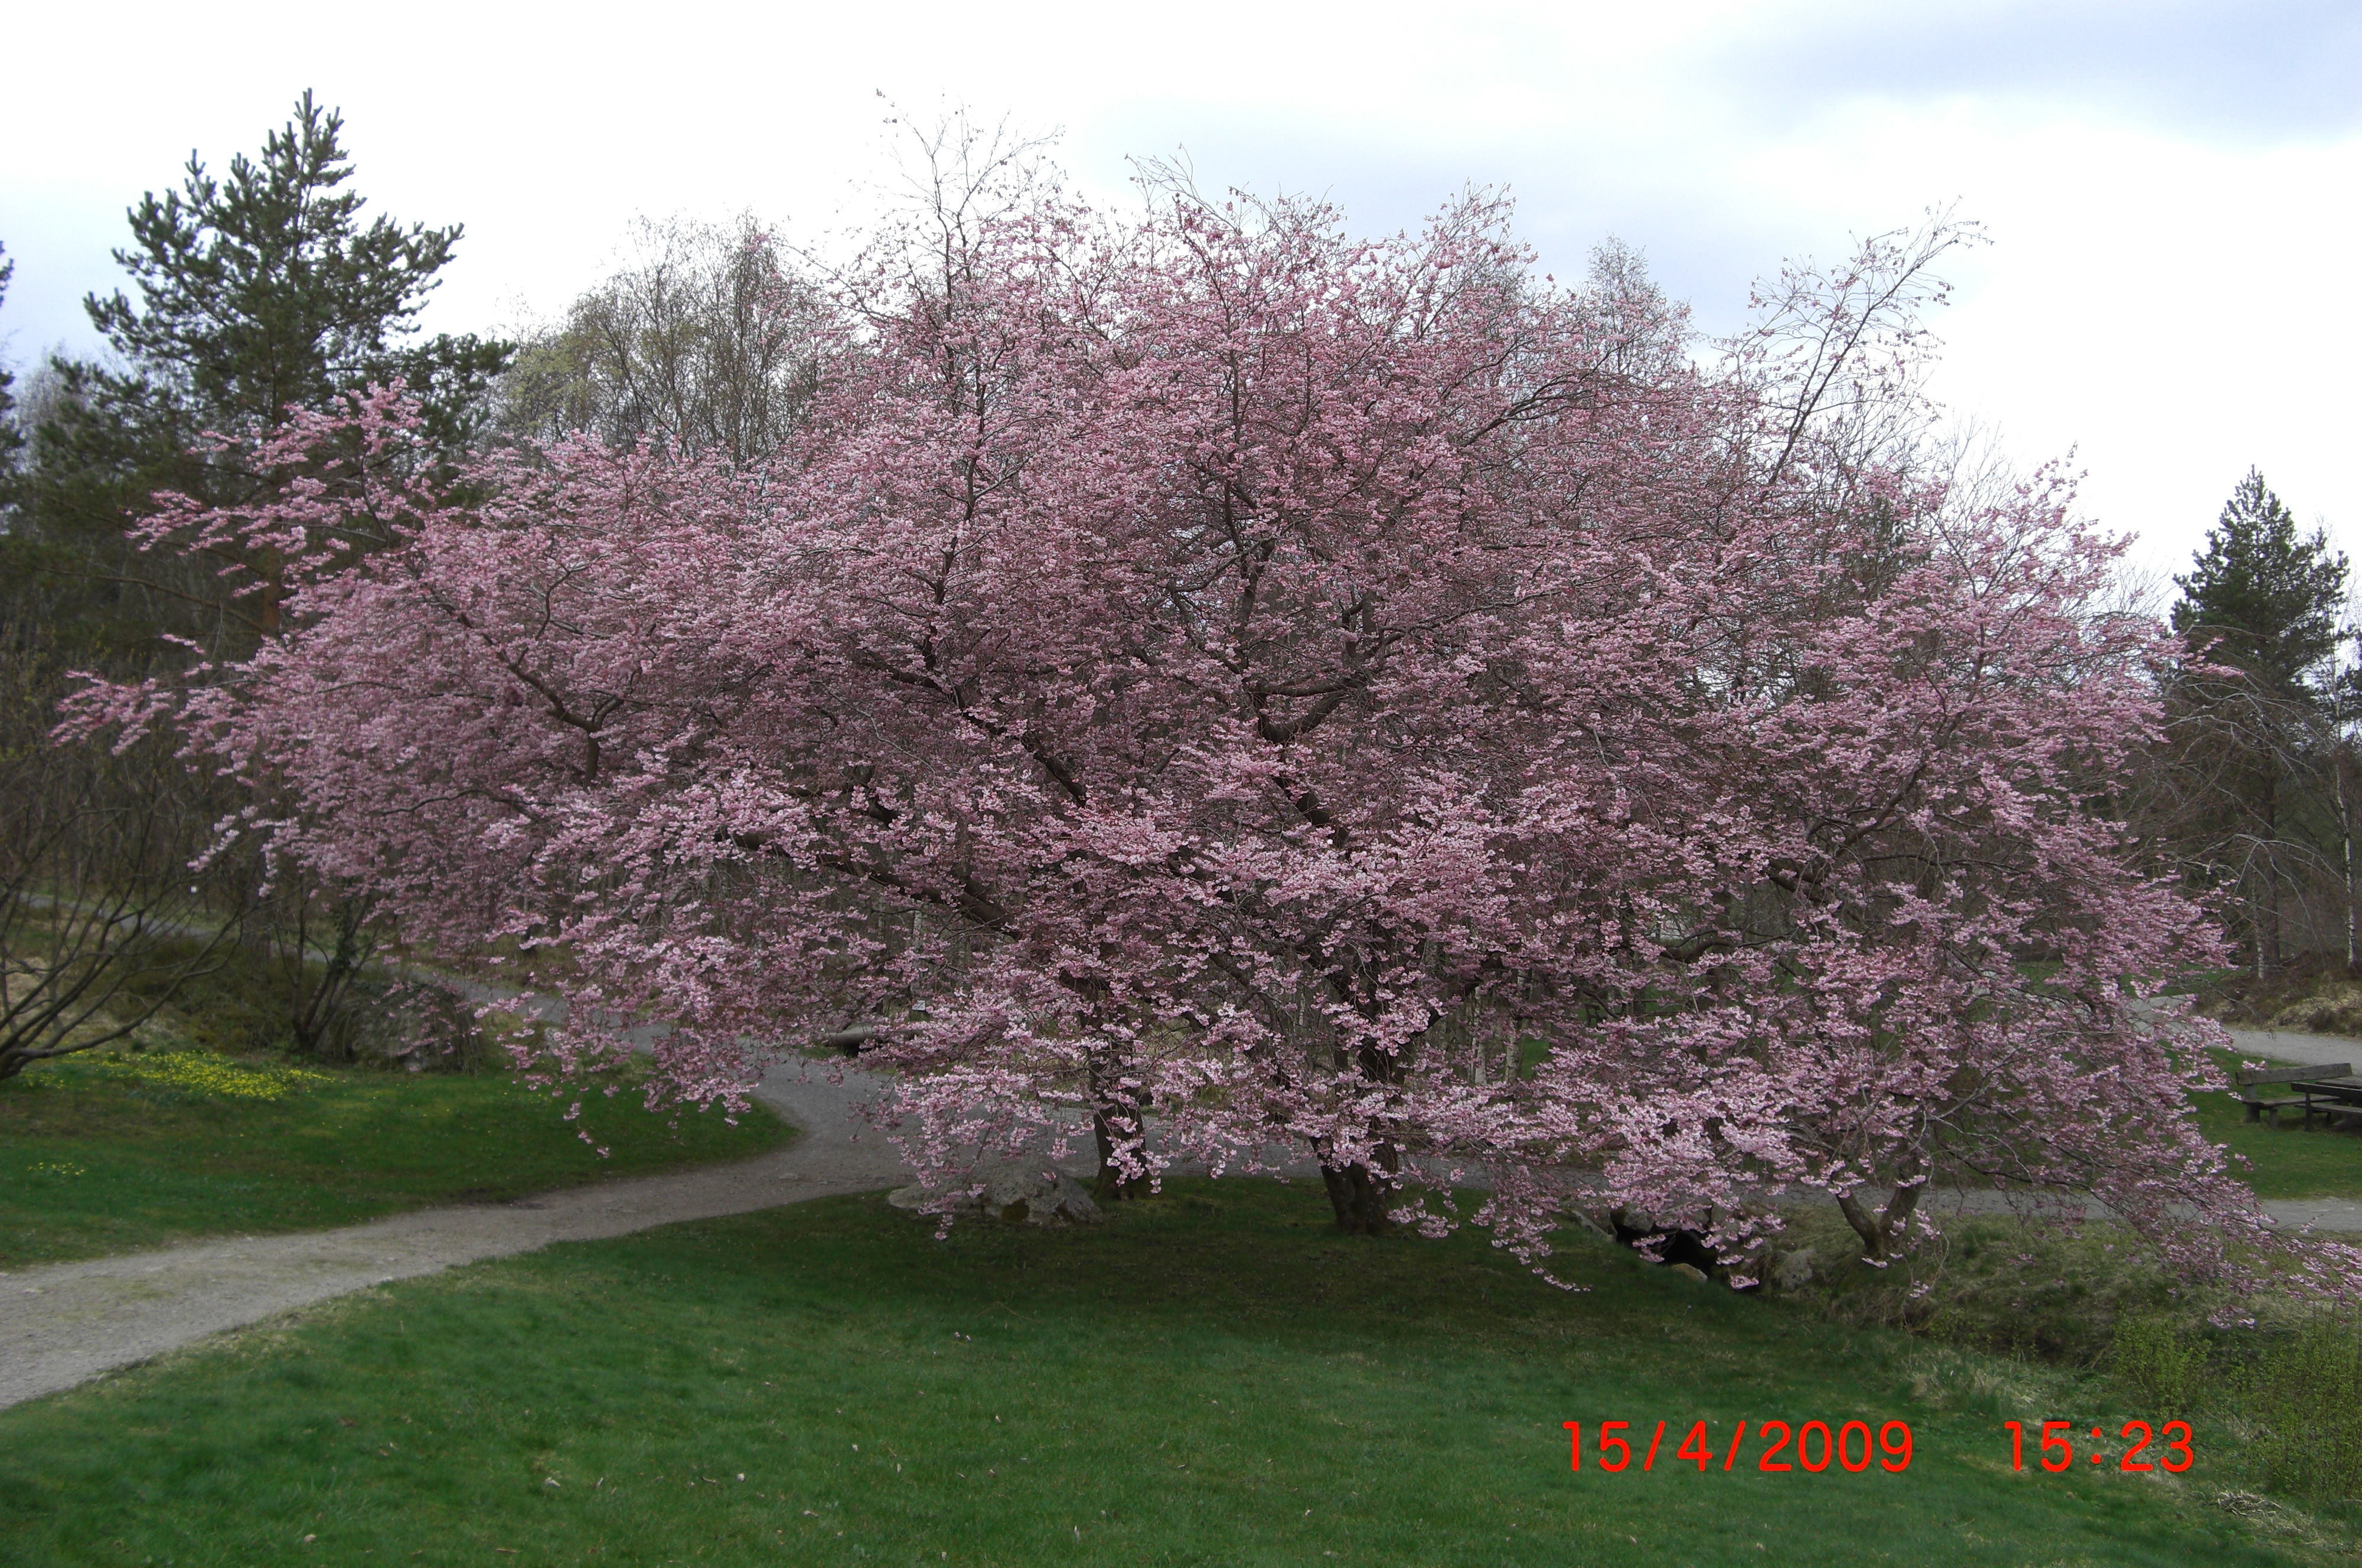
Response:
[95,1051,332,1101]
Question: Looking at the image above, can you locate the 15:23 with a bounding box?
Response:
[2004,1420,2193,1472]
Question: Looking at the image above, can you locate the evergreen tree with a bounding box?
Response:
[0,244,19,485]
[2172,469,2347,704]
[1,100,514,1059]
[86,89,507,450]
[5,94,509,667]
[2167,470,2349,976]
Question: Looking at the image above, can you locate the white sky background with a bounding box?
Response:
[4,0,2355,584]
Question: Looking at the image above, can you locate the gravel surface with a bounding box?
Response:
[9,1017,2362,1413]
[2221,1023,2362,1070]
[0,1060,910,1412]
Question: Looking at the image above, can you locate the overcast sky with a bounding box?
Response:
[5,0,2354,582]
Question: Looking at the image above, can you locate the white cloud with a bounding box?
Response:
[5,0,2353,576]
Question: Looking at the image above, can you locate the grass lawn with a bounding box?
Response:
[0,1050,791,1268]
[2193,1049,2362,1200]
[0,1181,2338,1567]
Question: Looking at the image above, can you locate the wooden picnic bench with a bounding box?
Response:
[2299,1079,2362,1130]
[2234,1063,2357,1129]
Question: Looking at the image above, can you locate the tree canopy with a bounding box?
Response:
[2172,469,2348,704]
[79,177,2334,1296]
[4,93,509,668]
[495,214,824,464]
[86,89,507,449]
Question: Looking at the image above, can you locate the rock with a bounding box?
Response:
[1765,1248,1816,1293]
[887,1162,1104,1227]
[1611,1207,1718,1273]
[1668,1263,1709,1284]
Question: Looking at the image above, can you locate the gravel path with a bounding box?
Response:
[8,1017,2362,1414]
[0,1060,911,1412]
[2222,1022,2362,1070]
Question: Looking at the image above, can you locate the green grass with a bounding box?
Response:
[0,1050,791,1268]
[0,1182,2338,1567]
[2193,1049,2362,1200]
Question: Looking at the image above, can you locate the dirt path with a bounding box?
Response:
[0,1061,911,1412]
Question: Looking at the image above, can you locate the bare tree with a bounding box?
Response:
[249,867,377,1061]
[2136,674,2340,977]
[497,214,826,464]
[0,648,243,1079]
[2328,607,2362,975]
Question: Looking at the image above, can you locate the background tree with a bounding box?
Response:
[2165,471,2348,977]
[496,214,824,465]
[2,99,508,1063]
[0,243,20,479]
[2335,632,2362,976]
[1,637,244,1080]
[5,90,510,667]
[89,90,507,455]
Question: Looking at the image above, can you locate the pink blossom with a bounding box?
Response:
[89,187,2345,1294]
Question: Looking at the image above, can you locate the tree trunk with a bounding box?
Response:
[1836,1170,1924,1262]
[2256,863,2283,980]
[283,891,372,1061]
[2341,743,2360,978]
[1320,1144,1401,1234]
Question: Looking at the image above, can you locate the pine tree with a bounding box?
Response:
[2,99,516,1059]
[87,89,508,449]
[6,94,510,667]
[2172,469,2347,703]
[2168,470,2348,976]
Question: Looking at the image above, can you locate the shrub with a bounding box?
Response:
[2109,1312,2210,1411]
[2248,1315,2362,1502]
[1768,1209,2206,1366]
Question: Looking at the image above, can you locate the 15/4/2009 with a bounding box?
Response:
[1563,1420,1911,1474]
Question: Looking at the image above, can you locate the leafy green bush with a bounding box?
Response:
[2247,1315,2362,1502]
[2110,1312,2210,1410]
[1767,1207,2206,1365]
